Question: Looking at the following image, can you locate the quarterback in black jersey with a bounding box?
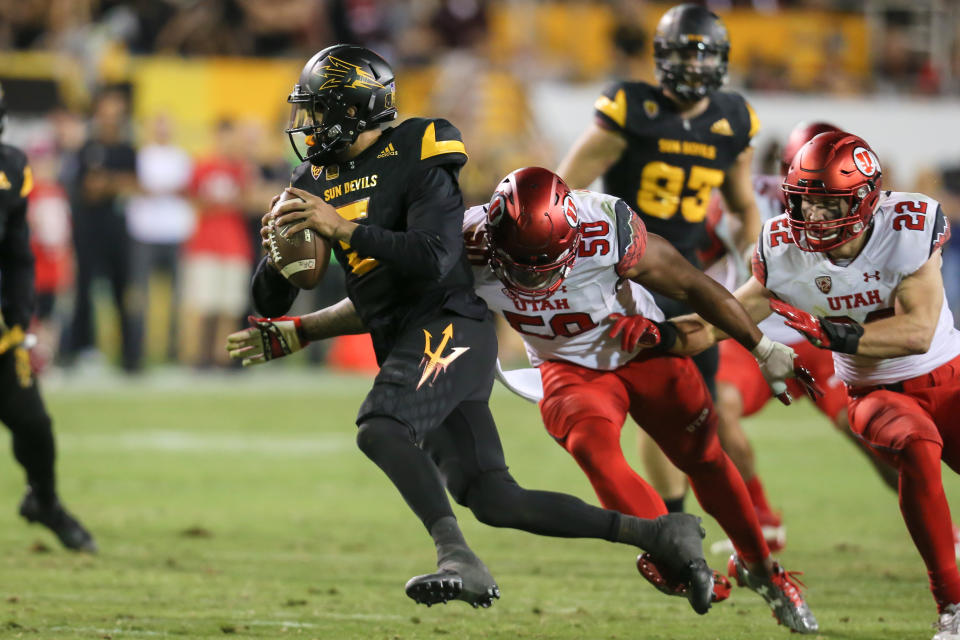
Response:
[0,86,95,552]
[558,3,762,513]
[227,45,716,613]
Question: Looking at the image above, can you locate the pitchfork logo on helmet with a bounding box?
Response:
[286,44,398,166]
[782,131,882,252]
[485,167,582,301]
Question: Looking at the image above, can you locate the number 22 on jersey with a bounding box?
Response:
[335,198,378,276]
[637,162,725,223]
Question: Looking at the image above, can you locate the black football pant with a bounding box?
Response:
[0,350,57,505]
[354,312,620,543]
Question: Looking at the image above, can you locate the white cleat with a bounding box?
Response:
[934,603,960,640]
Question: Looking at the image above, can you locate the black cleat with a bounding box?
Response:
[405,552,500,608]
[19,490,97,553]
[642,513,712,614]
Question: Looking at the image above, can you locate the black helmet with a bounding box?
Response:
[286,44,398,165]
[653,4,730,104]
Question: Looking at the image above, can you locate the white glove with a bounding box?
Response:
[751,335,796,405]
[226,315,308,367]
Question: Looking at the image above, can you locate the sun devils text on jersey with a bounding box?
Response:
[254,117,488,358]
[594,81,759,263]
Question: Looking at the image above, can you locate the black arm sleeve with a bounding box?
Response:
[0,199,35,329]
[348,165,464,281]
[251,255,299,317]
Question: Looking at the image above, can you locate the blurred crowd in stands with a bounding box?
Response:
[2,0,960,374]
[1,0,958,95]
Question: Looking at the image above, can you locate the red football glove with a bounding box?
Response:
[608,313,675,352]
[770,299,864,354]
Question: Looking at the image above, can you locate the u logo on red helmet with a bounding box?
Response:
[562,194,578,228]
[853,147,879,177]
[487,193,507,227]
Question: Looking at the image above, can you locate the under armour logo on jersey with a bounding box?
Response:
[863,270,881,282]
[417,323,469,390]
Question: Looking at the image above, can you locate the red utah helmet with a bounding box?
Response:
[782,131,883,252]
[485,167,582,300]
[780,121,842,176]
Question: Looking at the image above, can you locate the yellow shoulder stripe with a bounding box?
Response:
[746,101,760,139]
[19,166,33,198]
[421,122,467,161]
[594,88,627,129]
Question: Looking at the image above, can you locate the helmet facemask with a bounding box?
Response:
[489,246,576,301]
[784,185,875,252]
[286,87,364,165]
[655,41,728,103]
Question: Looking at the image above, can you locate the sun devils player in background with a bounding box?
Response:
[226,44,717,614]
[463,166,819,634]
[557,3,762,514]
[677,130,960,640]
[0,84,95,552]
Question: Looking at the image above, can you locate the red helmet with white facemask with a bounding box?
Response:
[782,131,883,252]
[485,167,582,300]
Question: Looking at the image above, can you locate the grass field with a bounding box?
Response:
[0,369,953,640]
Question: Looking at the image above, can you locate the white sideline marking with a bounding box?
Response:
[58,430,353,456]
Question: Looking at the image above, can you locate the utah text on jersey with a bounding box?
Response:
[464,190,662,371]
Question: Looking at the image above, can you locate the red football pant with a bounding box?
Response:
[847,354,960,611]
[539,351,770,564]
[717,338,847,420]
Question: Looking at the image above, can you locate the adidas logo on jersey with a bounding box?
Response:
[710,118,734,136]
[377,143,398,159]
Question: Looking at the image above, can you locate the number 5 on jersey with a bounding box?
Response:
[336,198,378,275]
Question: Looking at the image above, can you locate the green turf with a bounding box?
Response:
[0,370,953,639]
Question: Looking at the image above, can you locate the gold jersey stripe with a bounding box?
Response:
[594,88,627,129]
[746,101,761,139]
[420,122,467,160]
[19,166,33,198]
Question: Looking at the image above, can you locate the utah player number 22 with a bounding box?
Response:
[637,162,725,222]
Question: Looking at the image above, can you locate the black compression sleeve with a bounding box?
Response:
[348,166,464,281]
[251,255,299,317]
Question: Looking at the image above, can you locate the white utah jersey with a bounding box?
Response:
[755,190,959,386]
[464,190,662,370]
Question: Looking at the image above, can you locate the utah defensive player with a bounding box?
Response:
[681,131,960,640]
[557,3,762,513]
[227,45,716,615]
[464,167,818,634]
[707,122,899,556]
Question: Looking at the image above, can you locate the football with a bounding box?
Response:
[266,191,331,290]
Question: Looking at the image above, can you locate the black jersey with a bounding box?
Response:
[0,143,35,330]
[594,81,759,263]
[253,117,488,358]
